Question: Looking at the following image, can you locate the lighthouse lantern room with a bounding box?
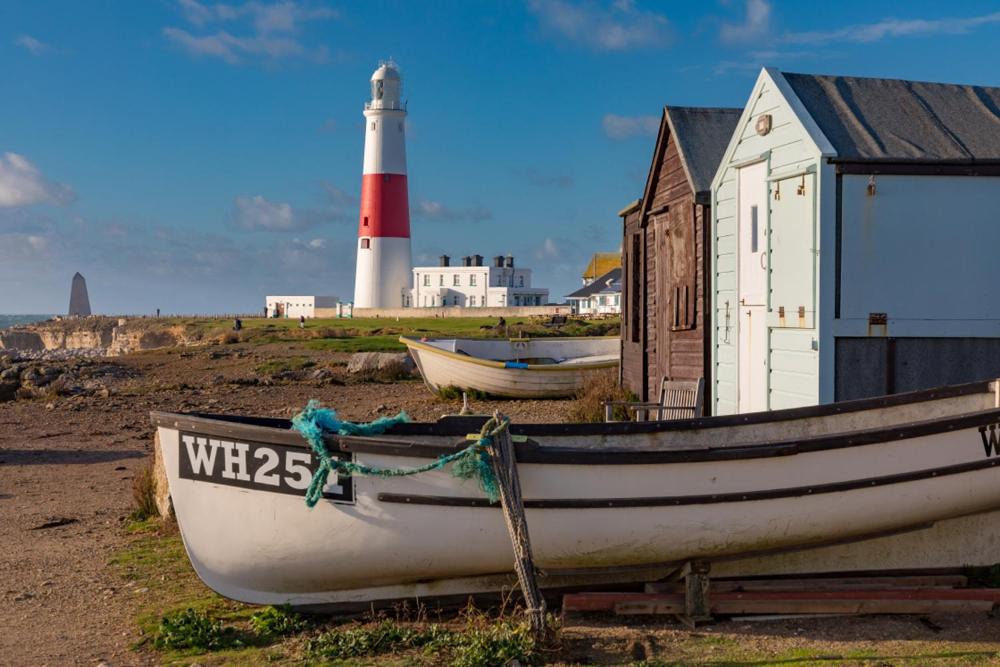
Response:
[353,60,412,308]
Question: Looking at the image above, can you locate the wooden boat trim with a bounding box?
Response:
[151,406,1000,465]
[377,457,1000,509]
[346,408,1000,463]
[399,336,620,372]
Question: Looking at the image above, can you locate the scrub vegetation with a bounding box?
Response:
[567,367,637,422]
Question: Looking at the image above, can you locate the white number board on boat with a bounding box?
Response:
[178,433,354,503]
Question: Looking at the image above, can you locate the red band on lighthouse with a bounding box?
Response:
[358,173,410,238]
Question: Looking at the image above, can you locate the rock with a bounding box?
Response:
[346,352,416,376]
[0,381,19,402]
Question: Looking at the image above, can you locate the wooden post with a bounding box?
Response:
[682,560,712,627]
[487,412,547,640]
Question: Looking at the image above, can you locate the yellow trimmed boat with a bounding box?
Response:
[399,336,619,398]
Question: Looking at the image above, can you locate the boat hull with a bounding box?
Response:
[153,383,1000,608]
[401,336,618,398]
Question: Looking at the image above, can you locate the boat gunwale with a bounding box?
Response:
[400,335,620,372]
[149,402,1000,466]
[375,456,1000,508]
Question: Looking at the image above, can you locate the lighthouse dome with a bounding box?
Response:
[369,60,403,110]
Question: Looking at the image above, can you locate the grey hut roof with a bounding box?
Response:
[665,107,742,194]
[567,268,622,299]
[782,72,1000,162]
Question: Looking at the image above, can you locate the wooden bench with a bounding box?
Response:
[604,377,704,422]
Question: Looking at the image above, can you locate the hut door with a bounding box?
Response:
[738,161,768,413]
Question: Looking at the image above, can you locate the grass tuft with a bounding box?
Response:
[130,460,159,521]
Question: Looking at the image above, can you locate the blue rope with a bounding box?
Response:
[291,400,502,508]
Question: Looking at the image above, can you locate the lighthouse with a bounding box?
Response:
[353,60,412,308]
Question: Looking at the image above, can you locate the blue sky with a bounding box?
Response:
[4,0,1000,314]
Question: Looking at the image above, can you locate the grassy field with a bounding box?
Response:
[167,315,620,353]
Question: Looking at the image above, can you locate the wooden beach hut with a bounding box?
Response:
[711,68,1000,415]
[621,107,741,404]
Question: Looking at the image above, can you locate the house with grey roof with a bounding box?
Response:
[567,267,621,316]
[711,68,1000,415]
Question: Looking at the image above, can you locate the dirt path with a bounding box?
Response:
[0,343,570,665]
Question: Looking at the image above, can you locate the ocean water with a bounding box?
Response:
[0,314,55,329]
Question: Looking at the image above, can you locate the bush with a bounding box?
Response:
[566,367,634,423]
[219,331,240,345]
[153,608,245,651]
[130,460,159,521]
[306,619,448,659]
[248,605,309,639]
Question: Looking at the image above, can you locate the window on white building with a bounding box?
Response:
[470,274,477,286]
[439,275,444,286]
[518,275,524,287]
[423,275,430,286]
[470,295,476,306]
[453,274,460,286]
[360,238,370,249]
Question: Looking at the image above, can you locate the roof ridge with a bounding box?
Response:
[783,70,1000,91]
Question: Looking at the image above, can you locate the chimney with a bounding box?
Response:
[473,254,483,266]
[461,256,471,267]
[505,254,514,268]
[493,255,504,268]
[439,255,450,267]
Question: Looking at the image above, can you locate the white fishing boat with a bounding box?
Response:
[151,380,1000,611]
[399,336,619,398]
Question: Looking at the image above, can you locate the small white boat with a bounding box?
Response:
[151,380,1000,611]
[400,336,619,398]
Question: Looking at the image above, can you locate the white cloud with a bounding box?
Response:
[231,193,344,231]
[231,195,297,230]
[0,153,75,208]
[14,34,50,55]
[163,27,307,63]
[527,0,671,51]
[415,199,493,223]
[719,0,771,43]
[535,237,560,260]
[781,11,1000,45]
[165,0,335,64]
[602,113,658,140]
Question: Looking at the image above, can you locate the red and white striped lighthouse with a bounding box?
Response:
[353,60,412,308]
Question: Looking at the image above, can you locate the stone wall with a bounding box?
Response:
[316,305,574,319]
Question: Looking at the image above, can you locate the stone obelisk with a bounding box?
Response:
[68,272,91,316]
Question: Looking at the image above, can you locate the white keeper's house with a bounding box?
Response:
[409,254,549,308]
[265,295,339,319]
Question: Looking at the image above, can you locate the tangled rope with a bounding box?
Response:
[292,402,546,638]
[291,400,504,508]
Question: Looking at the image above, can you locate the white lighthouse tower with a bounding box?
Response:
[353,60,412,308]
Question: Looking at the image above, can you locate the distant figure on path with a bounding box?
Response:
[496,316,507,335]
[299,315,305,329]
[156,308,160,318]
[233,318,242,331]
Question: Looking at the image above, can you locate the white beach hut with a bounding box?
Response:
[711,68,1000,415]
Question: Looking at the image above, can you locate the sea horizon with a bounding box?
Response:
[0,314,56,329]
